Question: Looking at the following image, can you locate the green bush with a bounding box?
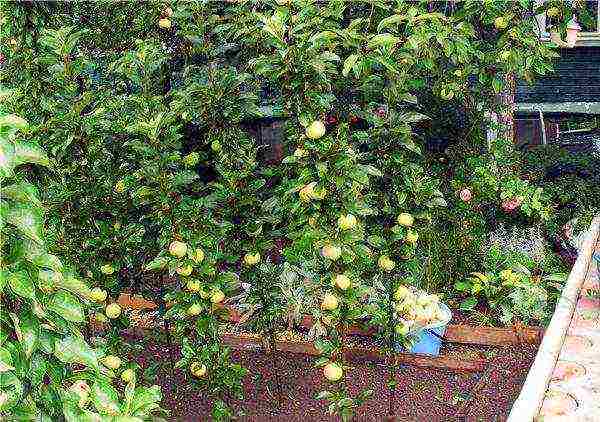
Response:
[521,145,600,234]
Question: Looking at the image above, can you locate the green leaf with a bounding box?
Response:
[401,111,431,123]
[145,256,168,271]
[0,371,23,412]
[0,137,16,179]
[544,273,568,282]
[342,54,359,77]
[367,235,385,248]
[56,274,93,300]
[368,33,400,49]
[0,182,41,207]
[427,196,447,208]
[309,30,337,48]
[0,347,14,372]
[18,311,40,358]
[29,354,47,386]
[128,385,162,417]
[91,381,120,416]
[53,335,99,370]
[47,291,85,323]
[459,297,478,311]
[30,251,63,272]
[13,140,50,168]
[5,203,44,243]
[454,281,469,291]
[377,14,406,32]
[0,114,28,132]
[7,270,35,299]
[359,164,383,178]
[173,170,199,187]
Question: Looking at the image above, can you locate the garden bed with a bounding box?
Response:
[125,331,538,422]
[114,218,600,421]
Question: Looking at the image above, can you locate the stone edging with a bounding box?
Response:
[507,216,600,422]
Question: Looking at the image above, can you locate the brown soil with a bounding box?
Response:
[129,337,537,422]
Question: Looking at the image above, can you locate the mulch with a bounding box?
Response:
[128,336,537,422]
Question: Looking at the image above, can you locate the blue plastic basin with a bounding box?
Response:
[395,303,452,356]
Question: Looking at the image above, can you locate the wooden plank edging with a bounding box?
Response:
[507,216,600,422]
[220,333,486,373]
[118,294,544,347]
[225,306,543,346]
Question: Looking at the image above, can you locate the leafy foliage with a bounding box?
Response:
[0,0,582,419]
[0,114,163,420]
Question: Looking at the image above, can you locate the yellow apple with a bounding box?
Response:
[93,312,108,323]
[397,213,414,227]
[158,18,171,29]
[243,252,260,266]
[394,285,410,301]
[187,303,202,316]
[395,321,410,336]
[114,180,126,193]
[299,183,315,202]
[547,7,559,18]
[176,265,193,277]
[100,264,115,275]
[101,355,122,370]
[105,303,121,319]
[191,248,204,263]
[378,255,396,272]
[90,287,107,302]
[337,214,357,230]
[323,362,343,382]
[494,16,507,30]
[321,245,341,261]
[186,279,200,292]
[321,293,339,311]
[405,230,419,244]
[210,289,225,304]
[211,140,222,152]
[294,148,308,158]
[190,362,207,378]
[121,369,135,383]
[305,120,326,140]
[334,274,351,290]
[169,241,187,258]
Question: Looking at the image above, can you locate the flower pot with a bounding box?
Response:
[396,303,452,356]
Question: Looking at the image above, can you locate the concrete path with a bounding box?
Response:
[538,247,600,421]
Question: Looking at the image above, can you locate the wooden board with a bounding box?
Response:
[221,333,486,373]
[444,324,544,346]
[119,295,544,347]
[226,306,543,346]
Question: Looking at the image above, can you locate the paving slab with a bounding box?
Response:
[508,217,600,422]
[538,248,600,421]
